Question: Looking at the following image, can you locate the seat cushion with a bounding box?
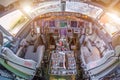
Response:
[81,46,101,64]
[87,47,101,63]
[24,45,45,68]
[25,46,38,62]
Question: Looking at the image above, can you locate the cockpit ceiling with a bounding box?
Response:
[0,0,119,9]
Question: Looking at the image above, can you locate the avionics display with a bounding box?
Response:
[49,20,55,27]
[71,21,77,27]
[60,21,67,28]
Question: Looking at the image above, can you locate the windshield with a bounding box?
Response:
[98,13,120,37]
[66,1,103,19]
[30,1,103,19]
[0,10,29,36]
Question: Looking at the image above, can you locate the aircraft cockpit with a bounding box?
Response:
[0,1,120,80]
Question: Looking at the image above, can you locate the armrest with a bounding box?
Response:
[16,46,24,57]
[36,45,45,68]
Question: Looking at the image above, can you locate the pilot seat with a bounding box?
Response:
[0,32,45,79]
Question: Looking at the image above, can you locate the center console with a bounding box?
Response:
[49,36,77,75]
